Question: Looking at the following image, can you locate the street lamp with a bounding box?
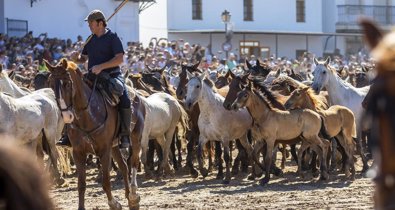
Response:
[221,10,231,59]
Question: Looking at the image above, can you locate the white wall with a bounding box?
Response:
[139,0,168,46]
[167,0,323,32]
[4,0,139,45]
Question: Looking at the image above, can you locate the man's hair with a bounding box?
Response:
[96,19,107,27]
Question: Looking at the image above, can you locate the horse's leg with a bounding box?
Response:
[43,130,64,185]
[231,139,242,175]
[236,135,254,174]
[186,129,198,178]
[197,136,209,178]
[223,140,231,184]
[290,143,298,164]
[280,144,286,169]
[248,140,264,180]
[129,131,141,210]
[260,139,275,186]
[155,135,167,177]
[316,136,330,180]
[297,141,311,178]
[140,130,152,179]
[147,139,156,171]
[215,141,223,180]
[163,125,178,175]
[100,149,122,210]
[112,146,139,209]
[73,150,87,210]
[206,142,214,172]
[176,131,183,169]
[356,129,369,173]
[329,137,338,172]
[170,133,178,170]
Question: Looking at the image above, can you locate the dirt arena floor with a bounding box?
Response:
[51,155,374,209]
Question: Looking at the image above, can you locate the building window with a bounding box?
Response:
[192,0,202,20]
[240,41,267,58]
[244,0,253,21]
[296,0,305,22]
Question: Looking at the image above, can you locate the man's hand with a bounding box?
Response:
[91,65,103,75]
[70,51,80,62]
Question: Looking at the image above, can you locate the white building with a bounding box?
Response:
[0,0,143,46]
[140,0,395,59]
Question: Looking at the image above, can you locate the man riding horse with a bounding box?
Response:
[57,10,131,149]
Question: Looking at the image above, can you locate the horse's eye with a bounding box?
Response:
[196,85,200,88]
[323,71,326,74]
[244,94,248,98]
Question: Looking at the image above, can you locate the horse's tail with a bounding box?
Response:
[319,116,332,140]
[176,100,190,137]
[42,129,71,176]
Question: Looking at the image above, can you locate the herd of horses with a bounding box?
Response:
[1,19,394,210]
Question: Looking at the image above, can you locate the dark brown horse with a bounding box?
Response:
[0,142,54,210]
[361,19,395,209]
[45,59,139,210]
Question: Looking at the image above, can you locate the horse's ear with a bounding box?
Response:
[198,72,205,81]
[275,68,281,77]
[193,61,200,70]
[8,70,15,79]
[61,59,68,69]
[245,59,252,69]
[313,57,319,66]
[186,70,193,80]
[229,70,236,79]
[359,18,383,50]
[224,69,230,78]
[158,66,166,75]
[44,59,54,72]
[301,86,310,92]
[256,59,261,66]
[246,80,252,91]
[324,57,331,66]
[362,65,369,72]
[124,68,130,79]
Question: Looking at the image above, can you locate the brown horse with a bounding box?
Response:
[360,19,395,209]
[230,81,331,185]
[284,86,357,179]
[0,142,54,210]
[45,59,139,210]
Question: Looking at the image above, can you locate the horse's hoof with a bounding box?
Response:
[200,168,209,178]
[216,173,224,180]
[259,178,269,186]
[247,175,255,181]
[56,177,66,186]
[128,194,140,210]
[312,170,320,178]
[222,179,230,184]
[273,168,283,176]
[319,173,329,181]
[231,167,239,176]
[78,207,86,210]
[109,199,122,210]
[190,170,199,179]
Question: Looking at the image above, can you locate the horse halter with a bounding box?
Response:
[54,77,75,124]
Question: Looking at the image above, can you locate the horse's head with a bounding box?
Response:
[284,86,309,110]
[176,62,200,99]
[215,69,235,89]
[230,81,252,110]
[311,57,331,94]
[185,71,204,110]
[245,59,271,78]
[223,73,248,110]
[45,58,76,124]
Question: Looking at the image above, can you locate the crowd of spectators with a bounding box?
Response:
[0,31,374,80]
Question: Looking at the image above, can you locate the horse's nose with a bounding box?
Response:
[223,102,231,110]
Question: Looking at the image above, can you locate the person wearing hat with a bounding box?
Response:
[59,9,131,149]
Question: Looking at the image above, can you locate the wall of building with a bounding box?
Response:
[139,0,168,46]
[3,0,139,45]
[167,0,323,33]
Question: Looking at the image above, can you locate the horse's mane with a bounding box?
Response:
[251,77,284,110]
[273,75,305,90]
[303,87,328,111]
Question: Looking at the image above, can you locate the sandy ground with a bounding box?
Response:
[50,155,374,210]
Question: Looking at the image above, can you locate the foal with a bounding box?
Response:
[231,81,330,185]
[285,86,357,179]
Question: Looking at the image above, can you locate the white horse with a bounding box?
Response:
[0,68,30,96]
[0,68,68,181]
[140,92,189,177]
[311,57,370,172]
[185,72,253,184]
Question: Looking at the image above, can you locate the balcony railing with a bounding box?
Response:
[337,5,395,30]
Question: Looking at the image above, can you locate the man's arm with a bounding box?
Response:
[70,51,88,64]
[91,53,123,74]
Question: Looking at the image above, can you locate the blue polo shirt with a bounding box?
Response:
[82,29,124,73]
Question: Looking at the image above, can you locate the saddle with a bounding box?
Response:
[84,72,123,107]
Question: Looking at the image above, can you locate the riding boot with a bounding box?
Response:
[56,125,72,147]
[119,108,132,149]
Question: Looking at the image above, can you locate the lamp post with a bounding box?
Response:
[221,10,231,60]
